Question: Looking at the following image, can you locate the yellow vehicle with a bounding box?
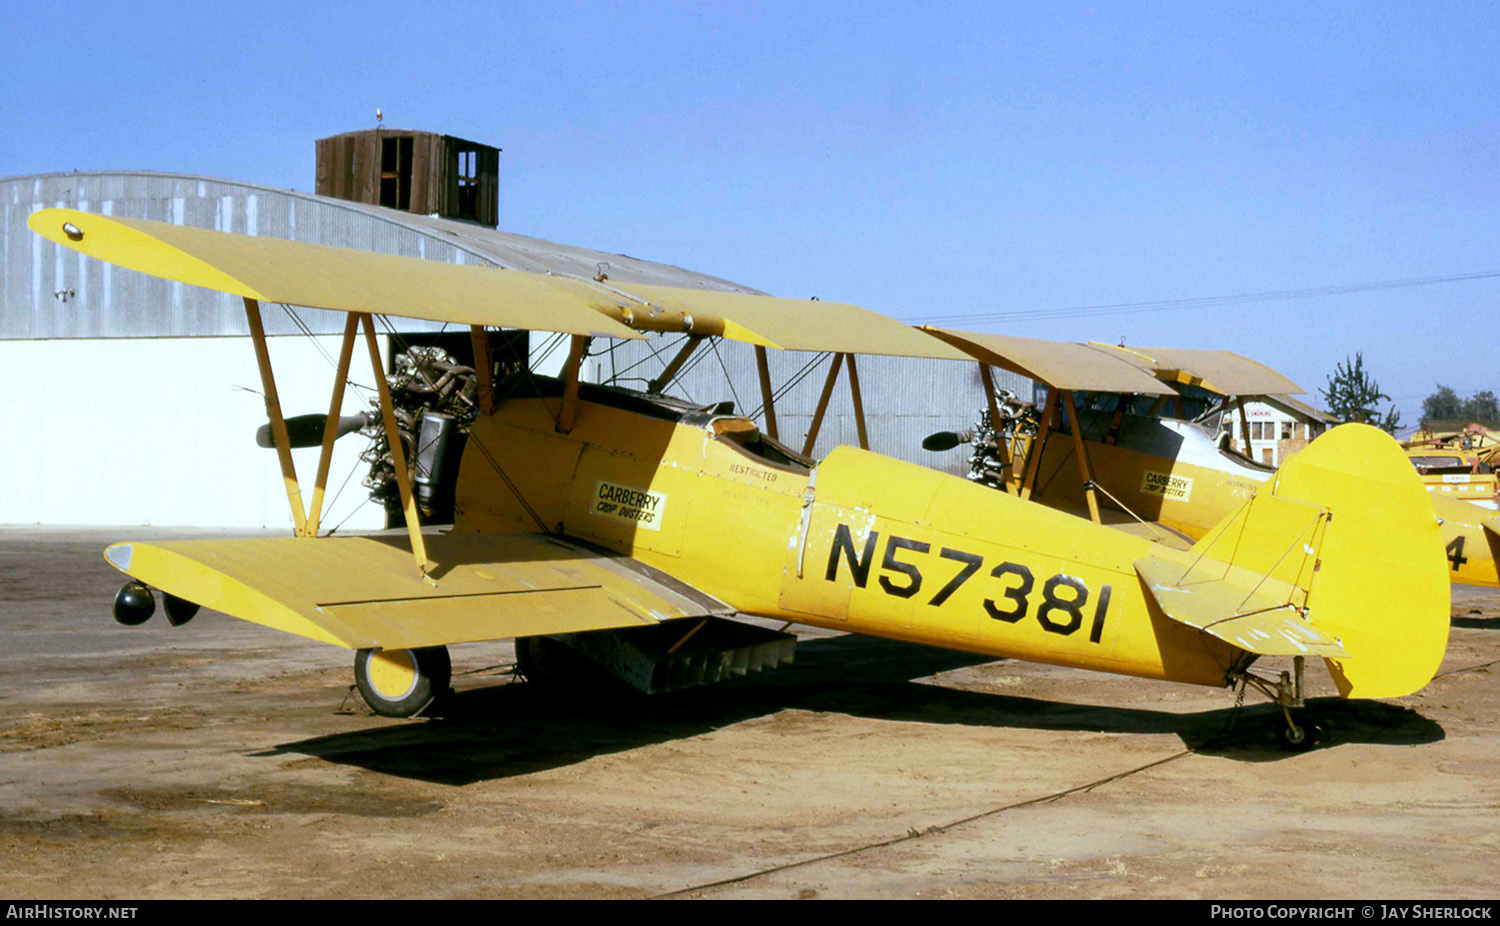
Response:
[1405,449,1498,506]
[31,208,1451,749]
[1406,424,1500,467]
[1403,426,1500,510]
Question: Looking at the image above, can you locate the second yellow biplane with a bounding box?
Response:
[919,331,1500,590]
[31,208,1451,750]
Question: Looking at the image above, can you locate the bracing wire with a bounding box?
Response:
[907,269,1500,327]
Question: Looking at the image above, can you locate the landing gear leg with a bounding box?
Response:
[1237,656,1323,751]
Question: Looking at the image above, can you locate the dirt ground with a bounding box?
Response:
[1,526,1498,900]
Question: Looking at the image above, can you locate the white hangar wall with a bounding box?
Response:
[0,335,389,530]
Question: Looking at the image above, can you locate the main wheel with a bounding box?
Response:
[354,646,451,717]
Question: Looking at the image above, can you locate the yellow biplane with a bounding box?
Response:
[32,208,1450,749]
[919,331,1500,590]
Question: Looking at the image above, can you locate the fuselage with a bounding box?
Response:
[451,383,1240,688]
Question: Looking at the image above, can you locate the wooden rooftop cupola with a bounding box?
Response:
[315,129,500,227]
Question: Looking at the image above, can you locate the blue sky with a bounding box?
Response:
[5,1,1497,424]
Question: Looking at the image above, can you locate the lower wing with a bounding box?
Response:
[105,531,729,649]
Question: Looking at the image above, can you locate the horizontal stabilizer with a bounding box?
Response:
[104,531,730,649]
[1135,555,1347,658]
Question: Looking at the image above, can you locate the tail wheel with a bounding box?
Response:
[1276,709,1323,752]
[354,646,451,717]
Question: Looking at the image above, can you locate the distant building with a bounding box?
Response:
[1220,395,1339,466]
[315,129,501,227]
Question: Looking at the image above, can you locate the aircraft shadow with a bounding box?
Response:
[254,634,1445,786]
[1451,615,1500,630]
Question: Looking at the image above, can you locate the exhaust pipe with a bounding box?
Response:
[256,412,374,449]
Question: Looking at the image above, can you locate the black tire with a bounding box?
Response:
[1276,712,1323,751]
[354,646,451,717]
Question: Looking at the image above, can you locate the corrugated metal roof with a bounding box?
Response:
[2,170,757,340]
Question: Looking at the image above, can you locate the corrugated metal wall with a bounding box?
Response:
[1,172,501,339]
[594,336,1031,476]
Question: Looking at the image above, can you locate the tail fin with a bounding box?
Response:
[1137,423,1449,698]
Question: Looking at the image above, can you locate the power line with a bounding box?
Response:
[907,269,1500,327]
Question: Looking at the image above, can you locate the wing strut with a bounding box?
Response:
[648,335,705,394]
[361,313,434,581]
[1235,395,1253,457]
[306,313,361,535]
[243,301,386,544]
[1061,390,1103,523]
[796,352,873,456]
[846,354,870,450]
[470,325,496,415]
[244,298,310,537]
[802,353,845,456]
[755,346,779,440]
[558,335,591,434]
[977,364,1015,483]
[1019,388,1061,501]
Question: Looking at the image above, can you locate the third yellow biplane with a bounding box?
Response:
[31,207,1450,750]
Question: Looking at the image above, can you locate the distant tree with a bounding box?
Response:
[1322,353,1402,434]
[1419,385,1499,428]
[1465,390,1499,423]
[1421,385,1464,426]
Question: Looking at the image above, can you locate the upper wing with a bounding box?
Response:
[620,283,970,360]
[1085,343,1303,396]
[921,326,1303,397]
[105,531,730,649]
[920,327,1175,393]
[30,208,642,339]
[29,208,965,360]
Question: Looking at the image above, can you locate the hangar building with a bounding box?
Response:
[1,130,1011,530]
